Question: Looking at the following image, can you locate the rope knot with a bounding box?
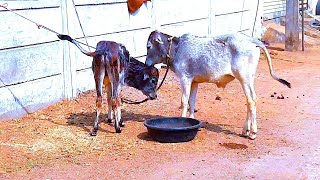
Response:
[0,3,8,8]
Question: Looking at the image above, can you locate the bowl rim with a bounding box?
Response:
[144,117,202,131]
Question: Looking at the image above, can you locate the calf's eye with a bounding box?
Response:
[150,78,156,84]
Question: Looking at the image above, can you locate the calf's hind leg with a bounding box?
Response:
[106,83,124,127]
[240,80,257,140]
[111,87,123,133]
[91,66,105,136]
[105,82,113,123]
[106,66,123,133]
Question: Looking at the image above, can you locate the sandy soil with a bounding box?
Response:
[0,43,319,179]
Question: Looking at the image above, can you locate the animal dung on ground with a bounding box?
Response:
[277,94,285,99]
[270,92,287,99]
[271,92,277,97]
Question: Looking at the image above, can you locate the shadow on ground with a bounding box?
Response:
[64,110,165,134]
[137,132,154,141]
[202,121,241,137]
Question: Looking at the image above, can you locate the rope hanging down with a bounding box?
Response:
[71,0,91,51]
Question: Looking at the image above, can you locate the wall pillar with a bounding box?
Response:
[252,0,264,38]
[151,0,160,31]
[208,0,216,36]
[285,0,299,51]
[60,0,77,99]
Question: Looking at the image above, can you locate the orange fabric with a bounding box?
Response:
[127,0,151,14]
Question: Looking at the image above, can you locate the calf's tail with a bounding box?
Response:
[57,34,96,57]
[255,42,291,88]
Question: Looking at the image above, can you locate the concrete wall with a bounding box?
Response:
[308,0,318,15]
[263,0,286,21]
[0,0,262,121]
[263,0,309,22]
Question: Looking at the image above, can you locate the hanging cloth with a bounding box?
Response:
[127,0,151,14]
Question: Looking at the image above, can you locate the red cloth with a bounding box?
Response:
[127,0,151,14]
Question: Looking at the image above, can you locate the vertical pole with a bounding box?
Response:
[251,0,264,38]
[285,0,299,51]
[61,0,77,99]
[301,1,305,51]
[208,0,216,36]
[151,0,160,31]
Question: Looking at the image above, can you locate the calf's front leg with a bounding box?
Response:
[188,82,199,118]
[91,70,105,136]
[180,79,192,117]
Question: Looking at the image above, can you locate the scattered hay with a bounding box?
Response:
[28,126,106,156]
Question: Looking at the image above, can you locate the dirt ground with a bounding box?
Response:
[0,41,320,179]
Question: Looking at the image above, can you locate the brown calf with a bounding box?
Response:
[58,35,159,136]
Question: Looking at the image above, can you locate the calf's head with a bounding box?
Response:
[125,57,159,100]
[145,31,171,67]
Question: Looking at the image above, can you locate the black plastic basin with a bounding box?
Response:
[144,117,202,143]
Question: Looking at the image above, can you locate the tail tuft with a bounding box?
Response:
[57,34,73,42]
[278,78,291,88]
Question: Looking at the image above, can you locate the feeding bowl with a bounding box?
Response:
[144,117,202,143]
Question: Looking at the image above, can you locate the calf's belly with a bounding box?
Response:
[193,74,235,88]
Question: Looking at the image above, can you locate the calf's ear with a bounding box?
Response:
[155,36,163,44]
[147,41,152,48]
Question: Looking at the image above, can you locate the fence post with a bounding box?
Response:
[251,0,264,38]
[151,0,160,31]
[285,0,299,51]
[60,0,77,99]
[208,0,216,36]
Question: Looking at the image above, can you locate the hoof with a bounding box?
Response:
[120,121,125,127]
[241,130,250,138]
[106,118,113,123]
[90,128,98,136]
[248,132,257,140]
[115,120,122,133]
[115,127,122,133]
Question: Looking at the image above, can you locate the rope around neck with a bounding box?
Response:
[121,37,174,104]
